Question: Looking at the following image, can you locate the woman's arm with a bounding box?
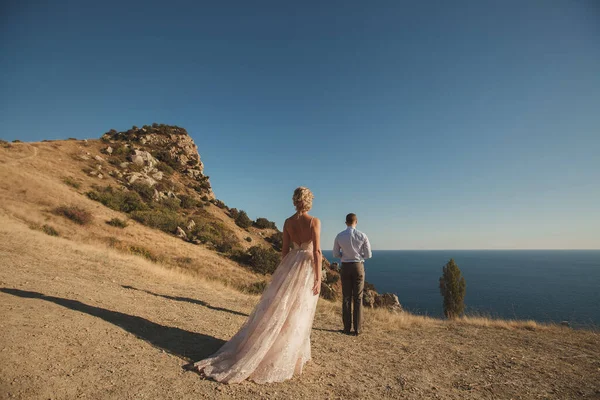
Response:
[311,218,322,296]
[282,219,291,259]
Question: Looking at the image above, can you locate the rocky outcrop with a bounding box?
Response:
[101,124,214,198]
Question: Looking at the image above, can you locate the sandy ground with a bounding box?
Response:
[1,140,599,399]
[1,217,599,400]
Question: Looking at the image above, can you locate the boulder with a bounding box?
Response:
[94,155,104,162]
[186,219,196,231]
[129,150,158,168]
[176,227,187,240]
[363,289,377,308]
[374,293,403,312]
[104,146,113,155]
[152,171,164,181]
[126,172,156,187]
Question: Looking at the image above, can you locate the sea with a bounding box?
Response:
[322,250,600,327]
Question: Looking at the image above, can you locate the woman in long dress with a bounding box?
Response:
[193,187,322,383]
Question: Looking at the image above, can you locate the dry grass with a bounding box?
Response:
[0,140,587,336]
[53,205,93,225]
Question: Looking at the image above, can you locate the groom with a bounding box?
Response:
[333,213,372,336]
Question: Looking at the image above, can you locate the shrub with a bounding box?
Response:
[62,176,81,189]
[235,210,252,229]
[156,162,175,175]
[160,197,181,211]
[246,246,281,275]
[53,205,93,225]
[129,245,158,262]
[12,139,22,143]
[130,209,182,234]
[244,281,268,295]
[215,233,239,253]
[179,194,199,209]
[439,258,467,319]
[201,195,209,202]
[253,218,277,230]
[266,232,283,251]
[211,199,226,209]
[245,236,252,242]
[130,182,155,202]
[106,218,127,228]
[228,208,240,219]
[42,224,59,236]
[87,186,148,213]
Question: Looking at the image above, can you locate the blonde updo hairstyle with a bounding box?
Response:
[292,187,314,213]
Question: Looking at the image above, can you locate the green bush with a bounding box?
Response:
[253,218,277,230]
[245,246,281,275]
[53,205,93,225]
[439,258,467,319]
[130,209,183,234]
[215,233,239,253]
[87,186,148,213]
[245,236,252,242]
[244,281,268,294]
[266,232,283,251]
[179,194,199,209]
[211,199,226,209]
[106,218,127,228]
[228,208,239,219]
[156,162,175,175]
[42,224,59,236]
[160,197,181,211]
[62,176,81,189]
[129,245,158,262]
[130,182,155,202]
[235,210,252,229]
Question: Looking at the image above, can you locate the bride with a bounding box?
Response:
[193,187,322,383]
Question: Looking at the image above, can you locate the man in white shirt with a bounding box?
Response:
[333,213,372,336]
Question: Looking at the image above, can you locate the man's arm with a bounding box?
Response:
[333,235,342,259]
[361,235,372,260]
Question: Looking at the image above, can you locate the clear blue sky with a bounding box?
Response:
[2,1,599,249]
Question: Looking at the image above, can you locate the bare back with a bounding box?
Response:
[285,214,314,246]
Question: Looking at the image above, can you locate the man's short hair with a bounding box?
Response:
[346,213,357,225]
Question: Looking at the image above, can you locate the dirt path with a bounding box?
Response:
[1,218,599,399]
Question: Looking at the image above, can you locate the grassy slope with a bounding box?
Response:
[1,140,599,399]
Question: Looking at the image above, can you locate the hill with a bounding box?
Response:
[0,132,599,399]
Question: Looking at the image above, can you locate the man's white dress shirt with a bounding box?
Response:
[333,227,372,263]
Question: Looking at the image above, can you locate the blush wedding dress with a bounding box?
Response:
[193,239,319,383]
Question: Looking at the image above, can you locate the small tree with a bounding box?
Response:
[439,258,466,319]
[235,210,252,229]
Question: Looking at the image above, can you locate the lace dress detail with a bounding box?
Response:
[193,240,318,383]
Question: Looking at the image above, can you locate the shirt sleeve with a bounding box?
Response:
[333,235,342,259]
[361,235,372,260]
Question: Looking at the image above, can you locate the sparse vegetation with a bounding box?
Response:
[42,224,59,236]
[236,246,281,275]
[62,176,81,189]
[211,199,226,209]
[53,205,93,225]
[179,194,200,209]
[130,209,183,234]
[266,231,283,251]
[439,258,467,319]
[129,245,158,262]
[245,236,252,242]
[253,217,277,230]
[156,162,175,175]
[235,210,252,229]
[106,218,127,228]
[243,280,268,294]
[87,186,148,213]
